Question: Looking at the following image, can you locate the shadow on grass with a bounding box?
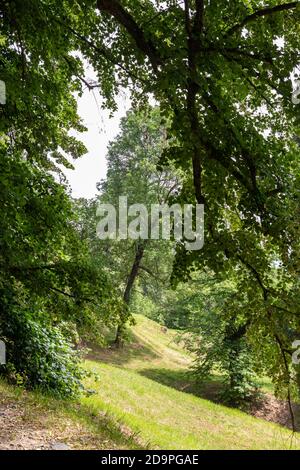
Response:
[62,399,146,449]
[86,332,159,366]
[29,388,146,449]
[0,379,146,450]
[138,368,300,432]
[138,367,223,403]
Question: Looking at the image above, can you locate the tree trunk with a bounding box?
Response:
[114,241,145,347]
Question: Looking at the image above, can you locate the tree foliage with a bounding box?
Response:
[0,0,117,395]
[1,0,300,408]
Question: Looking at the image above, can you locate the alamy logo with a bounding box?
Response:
[0,340,6,365]
[292,340,300,365]
[96,197,204,250]
[0,80,6,105]
[292,79,300,105]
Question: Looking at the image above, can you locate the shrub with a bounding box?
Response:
[0,308,86,398]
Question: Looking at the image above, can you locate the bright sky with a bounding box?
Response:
[63,69,130,199]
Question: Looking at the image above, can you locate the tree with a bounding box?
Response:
[168,273,259,407]
[1,0,300,410]
[95,107,178,345]
[69,0,300,409]
[0,0,115,395]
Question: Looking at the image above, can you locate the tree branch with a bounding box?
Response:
[184,0,204,204]
[56,19,148,85]
[224,248,295,431]
[237,255,268,301]
[274,334,296,432]
[206,46,274,65]
[97,0,161,71]
[225,2,298,37]
[50,286,76,299]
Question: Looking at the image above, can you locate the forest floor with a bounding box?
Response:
[0,313,300,450]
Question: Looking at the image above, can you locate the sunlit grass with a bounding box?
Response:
[82,314,300,450]
[1,314,298,450]
[0,379,141,449]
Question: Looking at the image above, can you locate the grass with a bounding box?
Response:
[0,379,142,449]
[0,313,299,449]
[82,314,300,450]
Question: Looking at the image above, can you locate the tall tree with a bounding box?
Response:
[2,0,300,407]
[96,107,178,345]
[0,0,114,395]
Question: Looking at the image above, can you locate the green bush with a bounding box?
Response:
[188,315,259,408]
[0,308,86,398]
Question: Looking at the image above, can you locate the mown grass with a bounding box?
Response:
[82,314,300,450]
[0,379,142,449]
[1,314,299,449]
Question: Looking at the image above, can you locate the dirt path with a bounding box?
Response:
[0,384,138,450]
[0,400,72,450]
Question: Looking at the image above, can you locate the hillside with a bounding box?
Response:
[0,314,299,450]
[83,314,300,450]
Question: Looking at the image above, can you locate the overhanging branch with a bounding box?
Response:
[97,0,161,71]
[225,2,298,37]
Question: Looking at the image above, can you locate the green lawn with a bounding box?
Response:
[0,378,141,450]
[82,314,300,450]
[0,314,298,449]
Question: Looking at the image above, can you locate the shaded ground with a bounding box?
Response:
[0,383,143,450]
[90,357,300,433]
[84,358,300,449]
[138,367,300,431]
[250,393,300,431]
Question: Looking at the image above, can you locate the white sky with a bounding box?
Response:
[63,75,130,199]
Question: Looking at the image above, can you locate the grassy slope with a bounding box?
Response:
[0,314,299,449]
[83,314,300,450]
[0,379,141,450]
